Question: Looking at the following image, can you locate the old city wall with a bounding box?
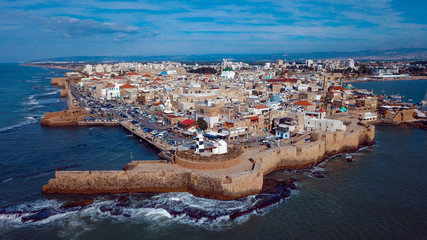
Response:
[42,124,374,200]
[41,107,88,127]
[42,161,263,200]
[260,125,375,175]
[174,148,244,170]
[51,77,68,88]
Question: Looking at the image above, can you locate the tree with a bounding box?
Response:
[188,67,217,74]
[197,119,208,131]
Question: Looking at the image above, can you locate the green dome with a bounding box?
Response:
[223,67,232,71]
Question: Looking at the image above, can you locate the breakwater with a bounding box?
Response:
[42,120,375,200]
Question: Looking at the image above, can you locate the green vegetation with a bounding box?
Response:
[197,119,208,130]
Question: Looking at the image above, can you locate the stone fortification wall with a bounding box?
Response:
[42,161,263,200]
[42,123,374,200]
[259,125,375,174]
[51,77,68,87]
[41,107,88,127]
[174,147,243,170]
[60,89,68,97]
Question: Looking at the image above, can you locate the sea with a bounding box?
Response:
[0,63,426,239]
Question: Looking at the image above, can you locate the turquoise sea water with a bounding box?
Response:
[0,64,426,239]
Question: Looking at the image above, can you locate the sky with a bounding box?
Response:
[0,0,426,62]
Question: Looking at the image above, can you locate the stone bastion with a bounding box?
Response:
[173,147,244,170]
[42,122,375,200]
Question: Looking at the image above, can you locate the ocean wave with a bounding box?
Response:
[0,184,296,230]
[0,116,39,133]
[40,90,60,96]
[23,98,39,106]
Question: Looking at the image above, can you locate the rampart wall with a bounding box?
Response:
[259,124,375,174]
[42,161,264,200]
[42,123,375,200]
[51,77,67,87]
[174,147,243,170]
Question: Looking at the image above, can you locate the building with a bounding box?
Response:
[345,58,355,69]
[212,140,228,154]
[221,67,235,79]
[275,124,291,139]
[304,118,346,132]
[102,84,120,100]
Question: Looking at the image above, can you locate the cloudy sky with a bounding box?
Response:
[0,0,426,62]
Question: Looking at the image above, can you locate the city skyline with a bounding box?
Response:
[1,0,426,62]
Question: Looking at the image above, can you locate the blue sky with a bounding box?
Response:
[0,0,426,62]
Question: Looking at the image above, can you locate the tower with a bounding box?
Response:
[323,76,328,91]
[195,132,205,154]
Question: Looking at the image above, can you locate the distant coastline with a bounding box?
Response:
[21,63,80,71]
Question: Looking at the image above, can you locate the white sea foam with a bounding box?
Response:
[0,117,38,133]
[143,208,172,219]
[0,190,292,231]
[23,98,39,106]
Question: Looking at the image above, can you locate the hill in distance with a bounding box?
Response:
[31,48,427,63]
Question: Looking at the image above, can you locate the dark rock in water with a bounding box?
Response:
[123,213,131,218]
[60,198,93,209]
[100,205,112,212]
[110,208,122,216]
[229,177,296,220]
[347,158,353,162]
[312,174,325,178]
[295,169,311,174]
[116,195,131,207]
[21,208,59,223]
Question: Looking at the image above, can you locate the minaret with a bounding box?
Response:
[323,76,328,91]
[195,132,205,154]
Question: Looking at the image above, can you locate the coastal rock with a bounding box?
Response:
[21,208,60,223]
[116,195,131,207]
[60,198,93,209]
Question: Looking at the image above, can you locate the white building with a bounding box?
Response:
[101,84,121,100]
[95,64,104,73]
[345,58,355,69]
[363,112,377,121]
[304,118,346,132]
[83,65,93,75]
[276,124,291,139]
[221,68,235,79]
[212,140,227,154]
[306,59,314,68]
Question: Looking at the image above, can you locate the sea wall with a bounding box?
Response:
[259,124,375,174]
[41,107,88,127]
[51,77,67,87]
[60,89,68,97]
[174,147,243,170]
[42,123,375,200]
[42,161,263,200]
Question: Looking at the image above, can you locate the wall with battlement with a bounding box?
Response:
[41,107,88,127]
[174,147,243,170]
[51,77,68,87]
[42,124,375,200]
[259,125,375,174]
[43,161,264,200]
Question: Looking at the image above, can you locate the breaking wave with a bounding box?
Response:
[0,116,40,133]
[0,179,297,231]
